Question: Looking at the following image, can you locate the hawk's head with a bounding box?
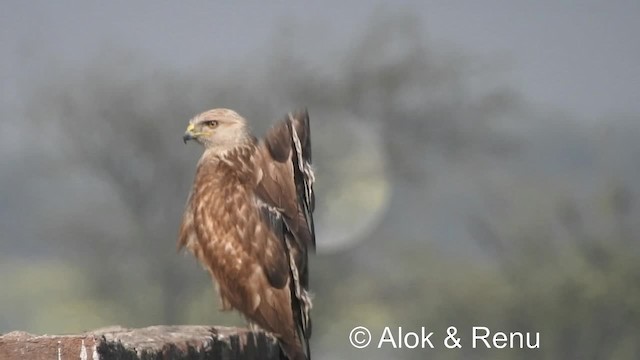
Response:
[183,108,249,149]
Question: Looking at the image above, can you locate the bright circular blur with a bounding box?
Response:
[312,114,391,253]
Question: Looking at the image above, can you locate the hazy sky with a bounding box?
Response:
[2,0,639,122]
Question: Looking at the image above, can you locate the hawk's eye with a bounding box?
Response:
[205,120,219,128]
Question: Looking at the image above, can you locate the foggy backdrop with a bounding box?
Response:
[1,1,639,359]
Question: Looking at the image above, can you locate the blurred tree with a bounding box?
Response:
[466,184,640,359]
[4,11,638,360]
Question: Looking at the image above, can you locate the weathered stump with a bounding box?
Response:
[0,325,280,360]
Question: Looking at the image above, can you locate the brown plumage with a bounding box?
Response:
[179,108,315,360]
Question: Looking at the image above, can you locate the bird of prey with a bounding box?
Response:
[179,108,315,360]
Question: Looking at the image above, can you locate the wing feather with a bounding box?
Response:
[253,110,315,356]
[256,110,315,251]
[255,200,289,289]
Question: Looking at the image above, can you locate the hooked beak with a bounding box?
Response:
[183,123,196,144]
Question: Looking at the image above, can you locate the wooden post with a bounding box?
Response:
[0,325,280,360]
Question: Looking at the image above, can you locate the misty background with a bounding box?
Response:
[1,1,639,359]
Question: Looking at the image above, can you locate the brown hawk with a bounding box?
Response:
[179,108,315,360]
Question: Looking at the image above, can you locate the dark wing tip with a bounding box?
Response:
[257,206,289,289]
